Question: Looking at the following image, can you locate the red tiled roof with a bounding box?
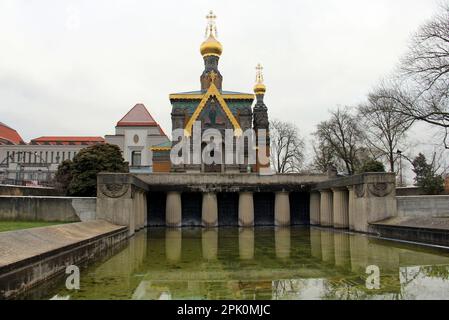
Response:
[117,103,157,127]
[31,136,105,146]
[0,122,24,145]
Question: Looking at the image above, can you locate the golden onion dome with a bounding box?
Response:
[253,82,266,94]
[253,63,266,94]
[200,34,223,57]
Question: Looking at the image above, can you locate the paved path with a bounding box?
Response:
[0,220,126,268]
[373,216,449,231]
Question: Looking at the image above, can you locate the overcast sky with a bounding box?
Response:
[0,0,444,177]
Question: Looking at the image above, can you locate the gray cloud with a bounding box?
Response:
[0,0,441,154]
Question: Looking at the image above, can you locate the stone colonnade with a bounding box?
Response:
[165,190,293,228]
[309,173,397,233]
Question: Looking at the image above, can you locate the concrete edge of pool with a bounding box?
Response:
[0,220,128,299]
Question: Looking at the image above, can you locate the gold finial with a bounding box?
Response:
[200,10,223,57]
[205,10,218,38]
[255,63,264,84]
[254,63,266,94]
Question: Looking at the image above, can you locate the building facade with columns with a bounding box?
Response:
[0,122,104,186]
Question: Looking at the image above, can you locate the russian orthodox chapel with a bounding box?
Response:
[152,11,270,173]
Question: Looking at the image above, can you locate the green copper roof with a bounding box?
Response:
[170,90,253,95]
[153,141,171,148]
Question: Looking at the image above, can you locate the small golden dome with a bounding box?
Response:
[253,83,266,94]
[253,63,266,94]
[200,34,223,57]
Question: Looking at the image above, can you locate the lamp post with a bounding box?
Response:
[397,149,403,187]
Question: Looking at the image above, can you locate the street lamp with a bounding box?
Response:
[396,149,403,187]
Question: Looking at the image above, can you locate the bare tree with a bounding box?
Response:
[401,2,449,94]
[312,139,341,173]
[380,3,449,148]
[313,107,362,175]
[358,89,413,172]
[270,119,305,173]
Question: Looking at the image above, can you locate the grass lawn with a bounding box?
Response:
[0,221,68,233]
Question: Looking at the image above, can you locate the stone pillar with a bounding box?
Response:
[136,192,142,230]
[309,192,321,225]
[96,173,148,236]
[274,191,290,226]
[319,190,333,227]
[165,228,182,262]
[202,192,218,227]
[166,191,182,227]
[202,229,218,260]
[239,228,254,260]
[143,192,148,227]
[238,192,254,227]
[275,227,291,259]
[352,173,397,233]
[332,188,349,229]
[346,186,355,230]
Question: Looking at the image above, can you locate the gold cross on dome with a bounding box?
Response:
[209,70,217,82]
[255,63,264,84]
[205,10,218,38]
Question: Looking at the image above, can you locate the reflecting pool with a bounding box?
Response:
[23,227,449,300]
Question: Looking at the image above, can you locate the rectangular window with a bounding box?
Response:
[51,152,54,163]
[132,151,142,166]
[62,152,65,161]
[6,151,9,165]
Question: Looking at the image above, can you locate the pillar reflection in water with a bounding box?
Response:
[333,232,350,268]
[202,229,218,260]
[165,228,182,262]
[320,230,335,264]
[238,228,254,260]
[310,228,322,260]
[349,233,369,272]
[275,227,291,259]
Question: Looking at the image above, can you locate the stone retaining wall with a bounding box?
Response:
[0,185,62,196]
[0,220,128,299]
[0,196,96,222]
[397,195,449,218]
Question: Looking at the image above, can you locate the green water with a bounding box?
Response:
[30,227,449,300]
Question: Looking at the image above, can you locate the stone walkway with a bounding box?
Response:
[0,220,126,268]
[373,216,449,231]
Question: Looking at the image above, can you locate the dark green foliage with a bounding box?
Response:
[358,159,386,173]
[54,144,128,197]
[54,160,73,194]
[412,153,444,195]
